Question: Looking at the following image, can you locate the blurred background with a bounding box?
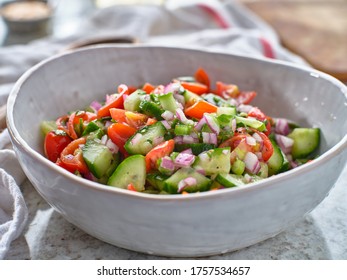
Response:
[0,0,346,81]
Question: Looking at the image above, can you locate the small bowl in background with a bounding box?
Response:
[0,0,52,34]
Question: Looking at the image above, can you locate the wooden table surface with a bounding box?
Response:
[240,0,347,82]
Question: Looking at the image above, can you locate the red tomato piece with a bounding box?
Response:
[107,122,137,156]
[60,137,89,174]
[44,130,72,162]
[194,68,210,90]
[145,139,175,172]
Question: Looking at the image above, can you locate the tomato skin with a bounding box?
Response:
[44,131,72,162]
[248,107,271,135]
[184,100,218,119]
[59,137,89,174]
[145,139,175,172]
[97,84,129,118]
[236,91,257,105]
[107,122,136,156]
[254,131,274,162]
[68,111,97,139]
[215,81,239,98]
[194,68,210,90]
[180,81,209,95]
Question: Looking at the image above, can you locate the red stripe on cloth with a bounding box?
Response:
[198,3,230,29]
[259,37,275,59]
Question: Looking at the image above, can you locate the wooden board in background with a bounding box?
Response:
[240,0,347,82]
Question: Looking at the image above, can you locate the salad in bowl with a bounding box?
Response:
[41,68,320,194]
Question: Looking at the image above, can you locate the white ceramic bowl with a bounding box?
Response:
[7,46,347,257]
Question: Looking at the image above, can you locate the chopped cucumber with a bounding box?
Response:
[164,167,212,194]
[231,158,245,175]
[124,122,166,155]
[146,173,169,191]
[183,89,202,104]
[215,173,245,188]
[217,107,237,116]
[287,128,320,159]
[235,116,266,132]
[107,155,146,191]
[193,148,231,176]
[139,100,164,120]
[158,92,178,113]
[124,89,146,112]
[174,143,216,155]
[267,139,286,176]
[82,139,118,179]
[174,124,192,136]
[82,120,104,136]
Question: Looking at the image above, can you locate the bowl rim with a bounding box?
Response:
[6,45,347,201]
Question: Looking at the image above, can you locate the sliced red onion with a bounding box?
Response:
[181,148,193,155]
[231,118,237,132]
[160,156,175,171]
[194,117,206,131]
[153,136,164,147]
[84,171,97,182]
[106,139,119,153]
[275,118,290,135]
[202,132,217,145]
[255,152,263,160]
[174,153,196,167]
[161,120,171,130]
[101,134,108,145]
[238,104,253,113]
[164,82,181,95]
[198,152,210,162]
[153,85,165,95]
[161,110,174,121]
[204,114,220,135]
[105,121,113,129]
[177,177,197,193]
[90,100,102,111]
[173,93,185,105]
[131,133,143,145]
[275,134,294,154]
[182,135,197,144]
[290,160,299,169]
[174,136,183,144]
[246,136,257,146]
[176,108,189,124]
[106,93,118,105]
[244,152,261,174]
[195,167,206,176]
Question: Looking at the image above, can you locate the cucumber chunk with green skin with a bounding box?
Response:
[124,89,146,112]
[146,173,169,191]
[193,148,231,176]
[158,92,178,113]
[235,116,266,132]
[164,167,212,194]
[183,89,202,104]
[139,100,164,120]
[107,155,146,191]
[287,128,320,159]
[174,143,216,155]
[215,173,245,188]
[82,139,118,179]
[267,139,285,176]
[124,122,167,155]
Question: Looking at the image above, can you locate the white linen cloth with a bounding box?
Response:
[0,0,309,259]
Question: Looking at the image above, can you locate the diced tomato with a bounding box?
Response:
[67,111,97,139]
[127,85,138,94]
[253,131,274,161]
[107,122,136,156]
[236,91,257,105]
[184,100,218,119]
[110,108,127,123]
[60,137,89,174]
[142,82,156,94]
[44,130,72,162]
[215,81,239,98]
[97,84,129,118]
[145,139,175,172]
[219,133,248,150]
[194,68,210,90]
[125,111,149,129]
[127,183,137,191]
[248,107,271,135]
[180,81,209,95]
